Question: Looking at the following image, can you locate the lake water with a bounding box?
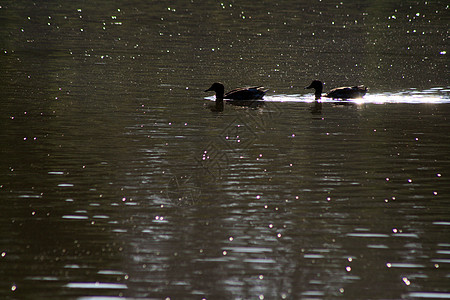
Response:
[0,0,449,299]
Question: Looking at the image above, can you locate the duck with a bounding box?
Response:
[205,82,267,106]
[305,80,368,100]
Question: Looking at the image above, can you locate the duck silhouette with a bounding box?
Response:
[306,80,368,100]
[205,83,267,109]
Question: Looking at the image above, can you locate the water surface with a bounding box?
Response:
[0,0,449,299]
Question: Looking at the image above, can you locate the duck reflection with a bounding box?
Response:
[207,98,224,112]
[310,100,323,114]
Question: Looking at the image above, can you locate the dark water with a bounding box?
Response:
[1,0,449,299]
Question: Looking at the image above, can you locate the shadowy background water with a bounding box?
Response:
[1,0,449,299]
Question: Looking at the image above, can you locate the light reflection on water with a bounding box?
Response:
[206,88,450,104]
[269,92,450,104]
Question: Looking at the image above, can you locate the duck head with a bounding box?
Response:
[305,80,323,99]
[205,82,225,95]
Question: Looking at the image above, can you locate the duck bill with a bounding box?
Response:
[305,85,312,89]
[204,88,213,92]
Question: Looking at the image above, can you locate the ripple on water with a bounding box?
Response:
[386,263,426,268]
[65,282,128,289]
[408,292,450,299]
[346,233,390,238]
[61,215,89,220]
[223,247,273,254]
[78,298,125,300]
[433,222,450,226]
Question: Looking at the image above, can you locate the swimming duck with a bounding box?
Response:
[306,80,368,100]
[205,82,267,104]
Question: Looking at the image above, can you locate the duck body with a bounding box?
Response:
[205,83,267,106]
[224,86,267,100]
[306,80,367,100]
[326,85,368,99]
